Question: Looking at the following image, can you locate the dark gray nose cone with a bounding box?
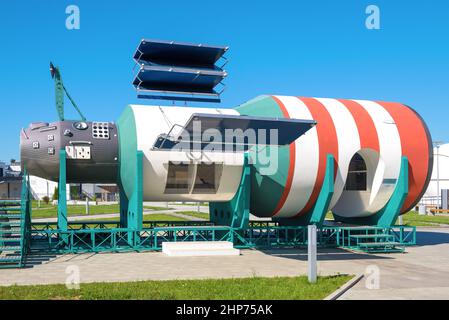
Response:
[20,121,119,183]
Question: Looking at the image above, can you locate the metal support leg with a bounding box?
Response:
[210,153,250,230]
[126,151,143,245]
[275,154,335,227]
[119,187,129,228]
[58,150,68,244]
[333,156,409,228]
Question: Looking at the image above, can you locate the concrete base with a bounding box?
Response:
[162,241,240,257]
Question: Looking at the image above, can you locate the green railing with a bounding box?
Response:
[28,220,416,254]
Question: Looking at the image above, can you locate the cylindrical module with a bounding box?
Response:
[117,105,244,202]
[236,95,433,218]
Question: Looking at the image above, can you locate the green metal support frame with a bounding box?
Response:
[119,151,143,245]
[209,153,250,229]
[333,156,409,228]
[275,154,335,227]
[57,149,68,243]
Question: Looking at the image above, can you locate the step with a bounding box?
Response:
[0,237,22,243]
[162,241,240,257]
[0,214,22,219]
[162,241,234,251]
[0,256,21,263]
[0,246,21,251]
[0,222,21,227]
[357,242,401,247]
[0,200,21,205]
[350,234,395,239]
[164,247,240,257]
[0,229,21,234]
[0,208,22,212]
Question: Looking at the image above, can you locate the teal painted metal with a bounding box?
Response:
[50,62,86,121]
[275,154,334,227]
[57,150,68,242]
[0,172,31,268]
[19,171,32,267]
[19,147,414,258]
[122,151,143,245]
[209,153,250,229]
[28,221,415,254]
[119,187,128,228]
[333,156,409,228]
[310,154,335,227]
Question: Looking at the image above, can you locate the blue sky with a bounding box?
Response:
[0,0,448,161]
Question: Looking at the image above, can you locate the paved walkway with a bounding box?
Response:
[1,227,448,300]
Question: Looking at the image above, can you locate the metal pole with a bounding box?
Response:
[85,195,89,215]
[308,224,317,284]
[437,145,440,209]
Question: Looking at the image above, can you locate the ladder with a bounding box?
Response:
[347,227,405,253]
[0,174,32,268]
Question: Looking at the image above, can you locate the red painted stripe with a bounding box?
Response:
[270,96,296,216]
[338,99,380,152]
[295,97,339,216]
[377,101,432,213]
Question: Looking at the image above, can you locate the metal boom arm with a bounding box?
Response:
[50,62,86,121]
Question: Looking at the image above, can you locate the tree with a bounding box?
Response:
[52,186,59,201]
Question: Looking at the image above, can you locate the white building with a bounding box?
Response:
[421,143,449,207]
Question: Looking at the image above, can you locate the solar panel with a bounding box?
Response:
[133,65,226,95]
[134,39,228,67]
[152,114,317,150]
[133,39,228,103]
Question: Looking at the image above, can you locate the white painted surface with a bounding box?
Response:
[162,241,240,257]
[274,95,319,217]
[130,105,243,202]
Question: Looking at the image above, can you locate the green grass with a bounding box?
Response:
[79,214,187,223]
[400,211,449,227]
[31,204,120,219]
[175,202,209,207]
[144,206,172,211]
[176,211,210,220]
[32,214,188,230]
[0,275,352,300]
[31,204,169,219]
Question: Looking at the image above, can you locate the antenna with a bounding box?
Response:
[50,62,86,121]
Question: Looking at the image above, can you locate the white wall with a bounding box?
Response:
[422,143,449,206]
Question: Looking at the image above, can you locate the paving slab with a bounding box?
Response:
[0,227,448,301]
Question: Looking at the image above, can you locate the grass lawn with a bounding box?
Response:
[176,211,210,220]
[32,214,188,230]
[144,206,172,211]
[80,214,186,222]
[400,211,449,227]
[0,275,352,300]
[176,202,209,206]
[31,204,169,219]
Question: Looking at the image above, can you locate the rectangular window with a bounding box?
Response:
[165,162,190,194]
[192,163,223,194]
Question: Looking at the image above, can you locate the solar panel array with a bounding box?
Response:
[133,39,228,103]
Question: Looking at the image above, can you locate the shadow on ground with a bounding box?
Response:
[416,230,449,246]
[258,247,392,261]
